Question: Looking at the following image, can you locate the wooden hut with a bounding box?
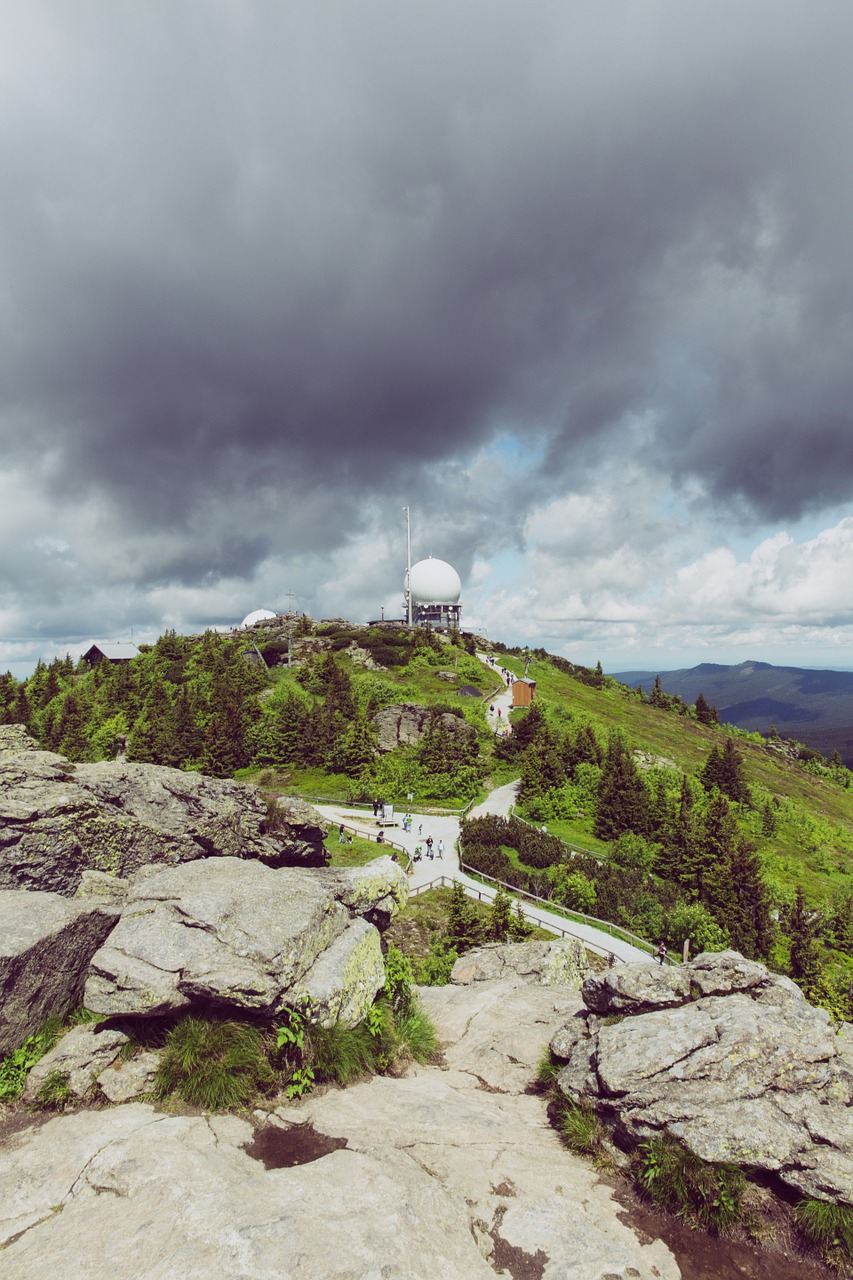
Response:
[511,677,537,708]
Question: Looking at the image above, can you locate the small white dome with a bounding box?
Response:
[241,608,277,628]
[406,557,462,605]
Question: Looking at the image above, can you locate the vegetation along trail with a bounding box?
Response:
[316,773,650,963]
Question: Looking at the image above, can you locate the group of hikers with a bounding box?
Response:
[412,835,443,862]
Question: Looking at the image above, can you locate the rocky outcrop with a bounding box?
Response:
[0,890,119,1055]
[21,1023,130,1103]
[84,855,407,1023]
[451,937,590,988]
[2,957,679,1280]
[22,1022,159,1105]
[372,702,476,754]
[265,794,329,867]
[0,727,328,895]
[552,950,853,1206]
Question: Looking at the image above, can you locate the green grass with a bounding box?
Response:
[325,830,390,868]
[557,1096,608,1157]
[154,1017,277,1111]
[635,1133,748,1233]
[795,1197,853,1264]
[34,1067,72,1110]
[394,1006,439,1063]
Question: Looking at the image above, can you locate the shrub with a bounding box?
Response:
[154,1017,277,1111]
[636,1134,746,1233]
[412,936,458,986]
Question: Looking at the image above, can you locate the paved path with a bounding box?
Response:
[318,648,653,962]
[315,791,650,963]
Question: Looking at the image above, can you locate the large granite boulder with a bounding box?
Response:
[0,890,119,1054]
[0,727,329,895]
[84,856,407,1023]
[372,703,477,754]
[450,938,590,989]
[552,950,853,1206]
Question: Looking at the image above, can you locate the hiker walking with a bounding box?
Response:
[437,838,444,859]
[338,823,345,844]
[426,835,434,859]
[657,940,667,966]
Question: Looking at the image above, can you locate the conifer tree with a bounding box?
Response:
[594,732,651,841]
[786,888,823,992]
[649,674,669,709]
[694,692,714,725]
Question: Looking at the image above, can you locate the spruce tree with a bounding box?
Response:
[787,888,824,993]
[594,732,651,841]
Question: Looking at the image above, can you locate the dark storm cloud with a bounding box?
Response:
[2,0,853,614]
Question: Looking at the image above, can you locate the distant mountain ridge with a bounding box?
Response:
[611,660,853,766]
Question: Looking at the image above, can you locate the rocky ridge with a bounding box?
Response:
[1,943,680,1280]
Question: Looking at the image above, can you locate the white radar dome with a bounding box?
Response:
[241,608,277,628]
[406,557,462,605]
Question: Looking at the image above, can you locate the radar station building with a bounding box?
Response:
[404,556,463,629]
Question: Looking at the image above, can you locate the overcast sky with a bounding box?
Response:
[3,1,853,678]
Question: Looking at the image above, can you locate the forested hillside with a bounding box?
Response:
[2,619,852,1019]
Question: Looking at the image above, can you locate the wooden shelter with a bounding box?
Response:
[511,677,537,708]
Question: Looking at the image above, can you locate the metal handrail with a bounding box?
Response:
[408,874,625,955]
[457,861,677,964]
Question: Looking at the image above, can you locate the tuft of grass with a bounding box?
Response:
[795,1196,853,1264]
[535,1047,561,1091]
[0,1018,64,1102]
[154,1017,277,1111]
[34,1068,72,1110]
[394,1007,439,1064]
[557,1096,607,1157]
[636,1133,747,1234]
[306,1019,382,1086]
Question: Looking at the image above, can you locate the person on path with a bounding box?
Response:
[657,940,667,965]
[437,839,444,859]
[497,707,502,718]
[426,835,434,859]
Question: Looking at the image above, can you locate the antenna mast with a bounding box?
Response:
[404,506,413,626]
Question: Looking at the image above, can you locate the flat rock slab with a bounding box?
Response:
[281,975,679,1280]
[1,947,680,1280]
[0,890,119,1054]
[0,1106,498,1279]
